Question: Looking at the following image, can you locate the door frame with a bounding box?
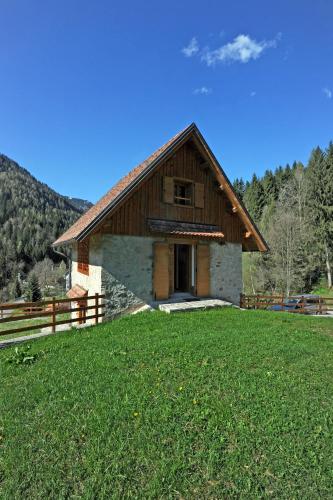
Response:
[173,243,192,293]
[154,238,210,299]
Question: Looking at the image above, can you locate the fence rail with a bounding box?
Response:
[0,294,105,337]
[240,293,333,315]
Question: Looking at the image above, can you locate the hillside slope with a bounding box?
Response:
[1,308,333,498]
[0,154,87,296]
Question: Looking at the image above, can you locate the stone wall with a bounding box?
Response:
[210,242,242,305]
[70,235,243,319]
[101,235,156,318]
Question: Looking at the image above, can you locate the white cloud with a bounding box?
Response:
[201,33,280,66]
[193,86,212,95]
[323,87,332,99]
[250,91,256,97]
[182,37,199,57]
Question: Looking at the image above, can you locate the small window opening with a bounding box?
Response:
[174,181,193,206]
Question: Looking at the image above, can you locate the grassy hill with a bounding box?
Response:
[1,308,333,498]
[0,154,89,298]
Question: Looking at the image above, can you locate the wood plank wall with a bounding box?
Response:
[98,142,247,244]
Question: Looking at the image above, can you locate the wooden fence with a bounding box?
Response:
[0,294,105,337]
[240,293,333,315]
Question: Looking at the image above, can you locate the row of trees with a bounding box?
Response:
[234,141,333,295]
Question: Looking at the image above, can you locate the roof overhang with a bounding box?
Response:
[53,123,268,252]
[147,218,225,241]
[53,124,197,246]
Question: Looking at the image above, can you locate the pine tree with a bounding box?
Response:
[233,178,245,200]
[306,146,333,288]
[15,278,22,298]
[25,273,42,302]
[262,170,278,203]
[243,174,265,222]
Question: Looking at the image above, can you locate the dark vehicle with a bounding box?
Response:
[268,295,324,314]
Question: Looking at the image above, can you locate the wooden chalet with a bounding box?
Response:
[54,123,268,317]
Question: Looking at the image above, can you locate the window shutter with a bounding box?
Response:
[169,244,174,295]
[77,240,89,275]
[195,183,205,208]
[196,244,210,297]
[163,176,174,204]
[153,242,170,300]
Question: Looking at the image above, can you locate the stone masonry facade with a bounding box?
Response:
[101,235,157,318]
[210,242,242,305]
[71,236,243,319]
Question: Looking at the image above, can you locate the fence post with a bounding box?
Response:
[300,295,304,314]
[95,293,99,325]
[52,297,56,333]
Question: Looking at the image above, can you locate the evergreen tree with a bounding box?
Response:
[306,146,333,287]
[243,174,265,222]
[14,278,22,298]
[262,170,278,203]
[233,178,245,200]
[25,273,42,302]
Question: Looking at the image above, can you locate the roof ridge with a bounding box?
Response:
[53,123,195,245]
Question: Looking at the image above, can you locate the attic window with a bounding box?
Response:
[174,181,193,206]
[77,240,89,275]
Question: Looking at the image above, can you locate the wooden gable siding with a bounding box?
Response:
[98,142,246,244]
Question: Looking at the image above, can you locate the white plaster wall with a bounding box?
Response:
[210,242,243,305]
[71,234,103,324]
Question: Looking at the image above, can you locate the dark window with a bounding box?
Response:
[174,181,193,206]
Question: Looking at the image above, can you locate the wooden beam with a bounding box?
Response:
[199,161,210,170]
[190,133,269,252]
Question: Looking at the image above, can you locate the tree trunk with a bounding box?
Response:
[249,262,256,294]
[325,243,332,289]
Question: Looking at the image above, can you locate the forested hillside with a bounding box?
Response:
[234,141,333,295]
[0,154,86,300]
[65,196,92,213]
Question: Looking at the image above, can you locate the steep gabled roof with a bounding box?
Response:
[53,123,268,251]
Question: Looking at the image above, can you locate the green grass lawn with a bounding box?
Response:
[312,285,333,298]
[1,308,333,498]
[0,311,71,341]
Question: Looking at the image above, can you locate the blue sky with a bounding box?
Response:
[1,0,332,202]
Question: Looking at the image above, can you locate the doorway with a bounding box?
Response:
[174,244,191,292]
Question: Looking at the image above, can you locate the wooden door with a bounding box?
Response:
[153,242,170,300]
[196,244,210,297]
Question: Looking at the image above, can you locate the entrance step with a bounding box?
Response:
[158,298,232,314]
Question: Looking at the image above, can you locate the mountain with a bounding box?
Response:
[0,154,89,299]
[65,196,93,213]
